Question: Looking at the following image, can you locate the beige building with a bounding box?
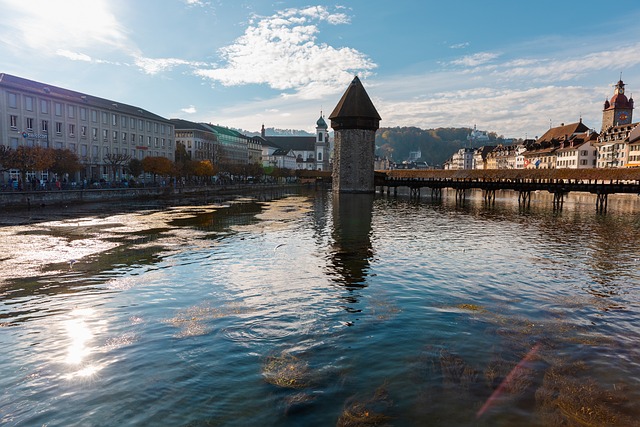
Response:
[0,73,174,182]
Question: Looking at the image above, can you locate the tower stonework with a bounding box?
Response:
[329,76,381,193]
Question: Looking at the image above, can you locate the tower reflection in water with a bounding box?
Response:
[328,193,374,291]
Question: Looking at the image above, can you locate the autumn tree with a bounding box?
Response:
[7,146,55,185]
[141,156,173,183]
[50,149,83,180]
[0,145,13,172]
[103,153,131,181]
[193,160,216,184]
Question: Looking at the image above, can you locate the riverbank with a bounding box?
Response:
[0,183,310,226]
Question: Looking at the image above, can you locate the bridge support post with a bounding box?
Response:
[552,192,565,211]
[394,187,397,196]
[483,189,496,205]
[455,188,466,203]
[518,191,531,208]
[431,187,442,200]
[410,187,420,199]
[596,193,608,214]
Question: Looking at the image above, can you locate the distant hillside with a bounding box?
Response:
[238,127,314,137]
[375,127,505,166]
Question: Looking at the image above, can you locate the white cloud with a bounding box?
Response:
[449,42,470,49]
[134,56,211,75]
[181,105,197,114]
[450,52,500,67]
[0,0,128,53]
[194,6,376,98]
[56,49,93,62]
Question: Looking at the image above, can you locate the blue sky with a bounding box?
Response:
[2,0,640,139]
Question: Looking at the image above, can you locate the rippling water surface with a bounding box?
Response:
[1,189,640,426]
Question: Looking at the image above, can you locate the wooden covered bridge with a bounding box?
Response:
[298,168,640,213]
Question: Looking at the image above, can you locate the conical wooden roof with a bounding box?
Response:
[329,76,381,130]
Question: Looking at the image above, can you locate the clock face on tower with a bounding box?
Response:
[617,111,629,123]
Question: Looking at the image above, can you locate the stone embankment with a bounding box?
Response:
[0,184,301,209]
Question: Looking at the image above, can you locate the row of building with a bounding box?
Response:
[0,73,331,183]
[444,79,640,170]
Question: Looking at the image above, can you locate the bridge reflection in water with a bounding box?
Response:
[372,169,640,213]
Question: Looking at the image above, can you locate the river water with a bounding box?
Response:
[1,189,639,426]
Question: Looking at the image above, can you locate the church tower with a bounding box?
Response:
[329,76,381,193]
[315,113,330,171]
[602,79,634,131]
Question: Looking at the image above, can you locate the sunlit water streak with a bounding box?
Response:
[1,189,639,426]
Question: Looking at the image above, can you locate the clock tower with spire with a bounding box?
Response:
[601,79,634,131]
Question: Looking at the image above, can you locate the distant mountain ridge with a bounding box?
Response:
[376,126,506,166]
[237,125,508,167]
[237,127,314,137]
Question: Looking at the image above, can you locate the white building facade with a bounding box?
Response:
[0,73,174,182]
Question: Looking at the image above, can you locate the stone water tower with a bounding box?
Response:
[329,76,381,193]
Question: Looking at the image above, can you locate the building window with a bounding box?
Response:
[81,126,87,137]
[139,119,143,131]
[112,114,117,126]
[69,124,75,137]
[81,144,88,157]
[80,107,87,121]
[26,117,34,130]
[122,116,127,128]
[55,122,63,134]
[92,128,98,139]
[68,105,75,118]
[25,96,33,111]
[122,132,127,141]
[55,103,62,116]
[131,133,136,143]
[154,137,159,147]
[318,152,322,161]
[147,136,151,146]
[9,115,18,129]
[113,130,118,140]
[41,100,49,114]
[91,110,98,122]
[41,120,48,133]
[10,137,19,149]
[8,92,17,108]
[102,112,108,124]
[103,129,108,141]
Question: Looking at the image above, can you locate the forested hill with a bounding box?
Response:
[375,127,503,166]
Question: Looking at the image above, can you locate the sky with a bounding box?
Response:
[2,0,640,139]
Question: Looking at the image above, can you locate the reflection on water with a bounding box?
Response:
[329,193,374,288]
[0,189,639,426]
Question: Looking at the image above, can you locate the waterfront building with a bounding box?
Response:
[627,125,640,168]
[472,146,496,169]
[259,114,332,171]
[446,147,475,170]
[200,124,249,165]
[0,73,175,182]
[555,130,598,169]
[523,121,589,169]
[266,148,297,169]
[171,119,218,163]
